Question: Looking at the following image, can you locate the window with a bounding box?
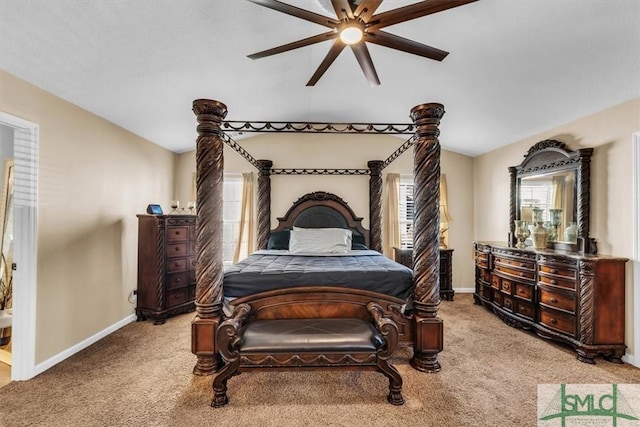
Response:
[520,180,553,222]
[399,177,414,248]
[223,174,243,265]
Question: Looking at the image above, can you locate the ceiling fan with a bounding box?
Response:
[247,0,477,86]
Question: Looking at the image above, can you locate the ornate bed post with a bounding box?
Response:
[256,159,273,250]
[409,103,445,373]
[508,166,517,247]
[191,99,227,375]
[368,160,383,252]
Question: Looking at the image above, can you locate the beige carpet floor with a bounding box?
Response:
[0,294,638,427]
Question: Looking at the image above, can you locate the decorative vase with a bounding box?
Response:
[549,209,562,242]
[514,220,530,249]
[564,221,578,243]
[531,221,549,249]
[532,207,544,223]
[544,221,556,241]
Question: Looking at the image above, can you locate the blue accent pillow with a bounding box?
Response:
[267,230,290,250]
[351,232,368,250]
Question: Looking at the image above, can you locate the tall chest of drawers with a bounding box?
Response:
[474,242,627,364]
[136,215,197,324]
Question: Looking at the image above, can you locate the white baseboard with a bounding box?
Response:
[32,314,137,378]
[453,287,475,294]
[622,353,638,368]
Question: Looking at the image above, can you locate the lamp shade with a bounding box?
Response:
[439,204,453,224]
[439,174,453,223]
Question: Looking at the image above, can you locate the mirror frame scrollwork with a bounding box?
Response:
[508,140,596,254]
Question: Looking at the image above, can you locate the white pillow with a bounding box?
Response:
[292,226,349,232]
[289,228,353,254]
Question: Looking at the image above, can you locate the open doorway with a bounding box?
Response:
[0,125,14,386]
[0,112,38,382]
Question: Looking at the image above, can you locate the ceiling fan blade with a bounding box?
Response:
[330,0,354,20]
[307,40,347,86]
[353,0,383,22]
[367,0,478,31]
[248,31,338,59]
[350,43,380,86]
[248,0,340,28]
[366,30,449,61]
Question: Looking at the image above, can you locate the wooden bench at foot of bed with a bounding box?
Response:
[212,302,404,407]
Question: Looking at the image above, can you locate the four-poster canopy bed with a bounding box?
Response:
[190,99,446,381]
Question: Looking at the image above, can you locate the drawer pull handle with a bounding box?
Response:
[550,269,558,274]
[174,294,180,299]
[175,263,180,267]
[550,279,557,285]
[550,297,558,303]
[519,263,525,267]
[176,278,182,283]
[550,318,557,324]
[519,272,525,277]
[518,289,524,294]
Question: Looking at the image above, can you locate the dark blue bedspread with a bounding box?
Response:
[223,250,413,300]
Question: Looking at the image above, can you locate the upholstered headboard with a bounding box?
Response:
[272,191,369,247]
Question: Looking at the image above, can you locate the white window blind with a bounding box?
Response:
[520,181,553,222]
[399,177,414,248]
[223,175,243,265]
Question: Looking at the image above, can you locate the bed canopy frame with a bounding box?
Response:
[191,99,445,375]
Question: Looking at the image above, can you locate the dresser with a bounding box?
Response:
[136,215,197,324]
[474,241,627,364]
[394,247,454,300]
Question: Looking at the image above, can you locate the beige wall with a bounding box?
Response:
[473,97,640,358]
[0,70,176,363]
[176,133,476,290]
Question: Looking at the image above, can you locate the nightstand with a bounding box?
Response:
[393,247,454,301]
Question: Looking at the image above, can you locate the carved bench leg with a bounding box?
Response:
[211,360,239,408]
[378,359,404,405]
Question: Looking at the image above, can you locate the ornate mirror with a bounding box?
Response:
[508,140,596,253]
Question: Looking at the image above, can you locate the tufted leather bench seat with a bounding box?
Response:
[212,302,404,407]
[240,318,383,353]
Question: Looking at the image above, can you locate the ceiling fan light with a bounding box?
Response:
[340,26,363,45]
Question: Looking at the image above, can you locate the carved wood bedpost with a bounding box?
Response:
[191,99,227,376]
[508,166,517,247]
[257,159,273,250]
[368,160,383,253]
[409,103,445,373]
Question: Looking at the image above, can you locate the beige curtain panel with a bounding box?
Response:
[383,173,400,259]
[233,172,256,264]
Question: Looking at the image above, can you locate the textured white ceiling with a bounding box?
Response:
[1,0,639,156]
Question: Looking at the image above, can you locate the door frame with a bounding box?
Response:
[0,112,38,380]
[632,132,640,368]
